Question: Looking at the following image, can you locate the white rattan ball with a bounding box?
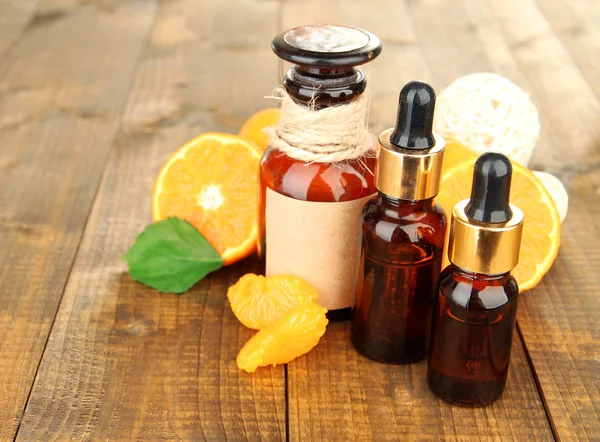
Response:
[434,73,540,167]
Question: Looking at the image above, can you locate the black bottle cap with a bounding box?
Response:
[465,152,514,223]
[390,81,436,150]
[272,25,381,69]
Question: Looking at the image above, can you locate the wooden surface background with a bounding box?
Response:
[0,0,598,440]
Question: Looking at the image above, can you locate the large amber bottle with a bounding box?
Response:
[259,25,382,320]
[350,81,447,363]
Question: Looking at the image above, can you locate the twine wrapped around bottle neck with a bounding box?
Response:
[264,87,373,163]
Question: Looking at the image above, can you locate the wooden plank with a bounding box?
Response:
[486,0,600,169]
[282,1,552,439]
[534,0,600,101]
[407,0,564,172]
[414,0,600,438]
[516,184,600,441]
[290,322,552,441]
[17,0,285,439]
[465,0,600,438]
[0,1,157,439]
[0,0,37,58]
[453,0,565,173]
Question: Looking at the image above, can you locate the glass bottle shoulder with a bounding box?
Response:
[438,265,519,314]
[361,195,447,249]
[260,146,376,202]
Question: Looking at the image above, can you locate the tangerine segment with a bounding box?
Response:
[436,159,561,292]
[228,274,319,330]
[153,133,262,265]
[238,108,280,150]
[236,301,328,372]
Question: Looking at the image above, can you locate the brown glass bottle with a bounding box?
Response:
[259,67,377,250]
[259,25,381,321]
[350,81,447,363]
[427,265,518,406]
[350,194,446,363]
[260,142,375,323]
[427,152,524,406]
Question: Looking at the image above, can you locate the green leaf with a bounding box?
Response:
[124,217,223,294]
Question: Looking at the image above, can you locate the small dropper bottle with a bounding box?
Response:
[427,152,524,406]
[350,81,447,364]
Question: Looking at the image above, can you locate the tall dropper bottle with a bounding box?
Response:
[350,81,447,364]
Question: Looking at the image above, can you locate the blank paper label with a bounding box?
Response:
[266,188,374,310]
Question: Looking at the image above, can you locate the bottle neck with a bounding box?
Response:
[378,192,435,211]
[283,66,366,109]
[450,264,512,282]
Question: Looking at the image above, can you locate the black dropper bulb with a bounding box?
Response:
[390,81,436,150]
[465,152,514,224]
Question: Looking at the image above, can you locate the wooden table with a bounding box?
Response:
[1,0,598,440]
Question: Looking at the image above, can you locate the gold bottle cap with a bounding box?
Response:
[448,152,524,275]
[375,129,445,200]
[374,81,445,201]
[449,200,524,274]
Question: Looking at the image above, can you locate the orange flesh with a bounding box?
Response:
[153,133,262,265]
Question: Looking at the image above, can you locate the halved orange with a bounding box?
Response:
[436,159,561,292]
[442,138,478,172]
[152,132,262,265]
[238,108,280,150]
[227,274,319,330]
[236,301,328,372]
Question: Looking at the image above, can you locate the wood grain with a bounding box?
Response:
[533,0,600,99]
[480,0,600,438]
[3,0,598,439]
[16,0,285,439]
[487,0,600,169]
[454,0,563,174]
[281,1,553,439]
[289,322,552,441]
[0,1,157,438]
[515,172,600,441]
[408,0,562,172]
[0,0,38,58]
[412,0,600,439]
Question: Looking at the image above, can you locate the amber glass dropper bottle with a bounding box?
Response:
[427,152,524,406]
[350,81,447,364]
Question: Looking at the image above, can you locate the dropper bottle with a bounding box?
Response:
[350,81,447,364]
[427,152,524,406]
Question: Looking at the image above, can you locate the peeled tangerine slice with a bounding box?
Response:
[236,301,328,373]
[227,274,319,330]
